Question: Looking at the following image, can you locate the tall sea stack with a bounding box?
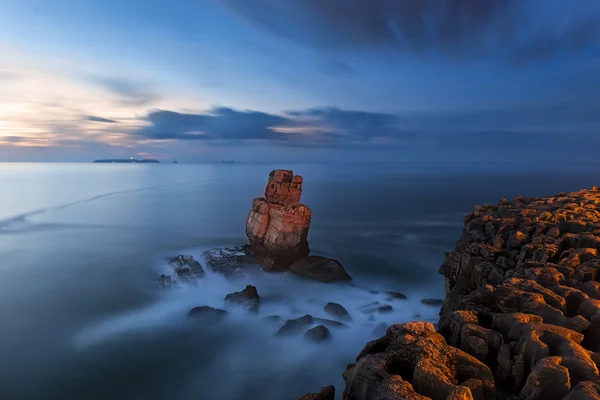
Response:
[245,170,311,270]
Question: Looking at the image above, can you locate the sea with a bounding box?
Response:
[0,162,598,400]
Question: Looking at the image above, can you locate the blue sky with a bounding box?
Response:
[1,0,600,162]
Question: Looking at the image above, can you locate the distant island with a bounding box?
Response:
[93,159,161,164]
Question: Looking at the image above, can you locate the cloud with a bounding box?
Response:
[85,115,118,123]
[222,0,600,63]
[88,76,158,106]
[134,106,416,147]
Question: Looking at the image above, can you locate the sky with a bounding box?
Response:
[1,0,600,163]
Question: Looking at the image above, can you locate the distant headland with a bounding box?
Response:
[93,159,161,164]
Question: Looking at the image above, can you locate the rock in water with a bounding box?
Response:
[420,298,444,306]
[187,306,228,322]
[299,386,335,400]
[245,170,311,270]
[167,255,205,283]
[224,285,260,313]
[276,319,305,337]
[304,325,331,343]
[324,302,352,321]
[202,247,256,280]
[289,256,352,283]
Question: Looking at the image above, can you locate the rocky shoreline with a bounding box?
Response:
[336,188,600,399]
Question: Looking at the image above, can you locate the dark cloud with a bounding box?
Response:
[222,0,600,63]
[85,115,117,123]
[89,76,158,106]
[135,106,414,147]
[137,107,290,141]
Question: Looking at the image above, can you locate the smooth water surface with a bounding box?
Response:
[0,162,598,399]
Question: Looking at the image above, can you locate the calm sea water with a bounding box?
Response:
[0,162,598,400]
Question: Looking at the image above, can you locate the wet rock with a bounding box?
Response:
[168,255,205,282]
[377,305,393,314]
[304,325,331,343]
[313,317,350,330]
[299,385,335,400]
[224,285,260,313]
[289,256,352,283]
[187,306,228,322]
[277,320,305,337]
[324,302,352,322]
[386,291,408,299]
[202,247,257,279]
[245,170,311,270]
[156,274,172,289]
[420,298,444,306]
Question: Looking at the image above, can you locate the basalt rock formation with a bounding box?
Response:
[311,188,600,400]
[245,170,311,270]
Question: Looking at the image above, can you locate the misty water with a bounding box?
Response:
[1,162,599,400]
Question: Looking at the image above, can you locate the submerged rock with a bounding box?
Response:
[420,298,444,307]
[187,306,228,322]
[246,170,311,270]
[314,317,350,330]
[289,256,352,283]
[224,285,260,313]
[376,305,393,314]
[156,274,173,289]
[299,385,335,400]
[304,325,331,343]
[386,291,408,299]
[324,302,352,321]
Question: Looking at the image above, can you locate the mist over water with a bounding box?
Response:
[0,162,599,399]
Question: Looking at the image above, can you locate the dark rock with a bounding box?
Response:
[304,325,331,343]
[187,306,227,322]
[225,285,260,313]
[420,298,444,306]
[277,320,305,337]
[386,291,408,299]
[289,256,352,282]
[377,305,393,314]
[324,302,352,321]
[168,255,205,281]
[314,317,350,330]
[299,385,335,400]
[295,314,314,325]
[202,247,257,279]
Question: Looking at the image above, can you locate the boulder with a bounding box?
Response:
[168,255,205,283]
[224,285,260,313]
[202,247,256,279]
[290,256,352,283]
[324,302,352,321]
[304,325,332,343]
[187,306,228,322]
[277,320,305,337]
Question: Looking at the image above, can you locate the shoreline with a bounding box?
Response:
[310,187,600,400]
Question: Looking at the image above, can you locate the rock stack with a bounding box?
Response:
[245,169,312,270]
[314,188,600,400]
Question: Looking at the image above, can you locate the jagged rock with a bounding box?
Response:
[289,256,352,282]
[342,322,495,400]
[338,188,600,399]
[564,381,600,400]
[324,302,352,321]
[202,247,256,279]
[168,255,205,283]
[304,325,331,343]
[187,306,227,322]
[299,385,335,400]
[245,170,311,270]
[224,285,260,313]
